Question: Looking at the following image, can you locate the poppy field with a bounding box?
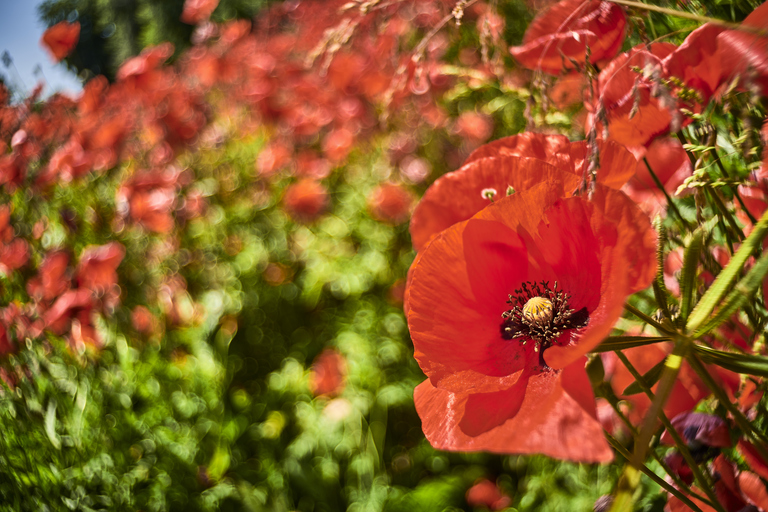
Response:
[4,0,768,510]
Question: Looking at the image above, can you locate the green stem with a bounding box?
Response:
[687,353,768,457]
[608,0,768,34]
[605,433,706,512]
[643,157,691,230]
[624,303,679,337]
[709,147,758,225]
[616,350,727,512]
[602,392,710,503]
[706,185,744,243]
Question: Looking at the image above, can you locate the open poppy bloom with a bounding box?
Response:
[408,180,655,461]
[510,0,626,74]
[409,133,637,251]
[41,21,80,62]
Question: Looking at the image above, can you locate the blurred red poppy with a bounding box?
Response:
[44,289,101,349]
[117,169,178,233]
[41,21,80,62]
[409,133,636,251]
[718,1,768,96]
[662,24,725,104]
[76,242,125,293]
[623,136,692,216]
[510,0,626,74]
[282,179,329,223]
[368,183,414,225]
[309,349,346,397]
[409,180,655,461]
[593,43,676,148]
[181,0,219,24]
[27,251,70,302]
[465,479,512,511]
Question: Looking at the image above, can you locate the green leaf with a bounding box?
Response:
[692,250,768,338]
[693,345,768,377]
[680,229,705,322]
[622,359,666,396]
[593,336,673,352]
[687,208,768,333]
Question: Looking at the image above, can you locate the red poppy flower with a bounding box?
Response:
[282,179,329,224]
[117,168,178,233]
[408,180,655,461]
[604,342,737,427]
[181,0,219,24]
[27,251,70,302]
[409,133,637,251]
[661,412,732,454]
[509,0,626,74]
[368,183,414,225]
[662,24,725,104]
[43,289,101,349]
[41,21,80,62]
[623,136,692,216]
[666,455,768,512]
[593,43,677,148]
[465,479,512,511]
[718,2,768,96]
[76,242,125,293]
[309,349,346,397]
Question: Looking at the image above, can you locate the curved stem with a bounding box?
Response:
[615,350,727,512]
[608,0,768,34]
[605,433,706,512]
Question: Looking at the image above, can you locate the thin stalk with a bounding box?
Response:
[709,147,757,225]
[615,350,727,512]
[608,0,768,34]
[705,185,744,243]
[602,393,710,503]
[643,157,691,230]
[624,303,679,337]
[687,353,768,457]
[605,433,706,512]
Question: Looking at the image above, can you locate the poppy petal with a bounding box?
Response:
[409,156,579,251]
[510,0,626,74]
[414,362,612,462]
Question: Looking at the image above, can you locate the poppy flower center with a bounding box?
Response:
[500,281,589,368]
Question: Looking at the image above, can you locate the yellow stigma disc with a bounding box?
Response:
[522,296,553,325]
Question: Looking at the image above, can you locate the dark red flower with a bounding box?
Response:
[661,412,732,458]
[41,21,80,62]
[465,479,512,511]
[368,183,414,225]
[309,349,346,397]
[409,133,637,251]
[282,179,329,223]
[509,0,626,74]
[409,180,655,461]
